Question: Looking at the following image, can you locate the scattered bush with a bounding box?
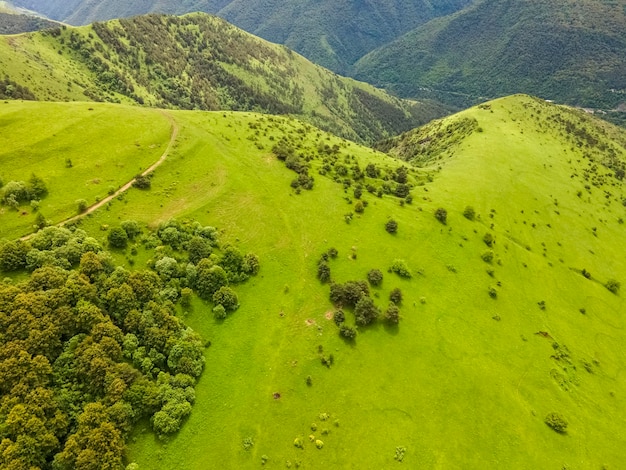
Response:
[367,269,383,286]
[544,413,568,433]
[390,259,412,278]
[434,207,448,225]
[488,286,498,299]
[385,219,398,234]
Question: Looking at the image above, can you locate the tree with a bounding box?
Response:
[195,263,228,300]
[385,303,400,324]
[339,325,357,339]
[354,296,380,326]
[317,261,331,283]
[434,208,448,225]
[367,269,383,287]
[28,173,48,199]
[187,236,212,265]
[0,240,29,271]
[389,288,403,305]
[212,286,239,311]
[107,227,128,249]
[121,220,142,240]
[385,219,398,234]
[76,199,88,214]
[390,259,411,278]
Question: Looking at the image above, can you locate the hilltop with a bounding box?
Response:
[354,0,626,111]
[2,94,626,468]
[0,12,443,143]
[9,0,473,73]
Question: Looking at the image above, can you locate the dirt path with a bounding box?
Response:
[21,110,179,241]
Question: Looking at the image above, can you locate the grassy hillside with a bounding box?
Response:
[0,13,443,143]
[10,0,473,73]
[3,95,626,468]
[354,0,626,111]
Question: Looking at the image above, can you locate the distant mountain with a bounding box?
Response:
[353,0,626,109]
[10,0,473,73]
[0,13,445,143]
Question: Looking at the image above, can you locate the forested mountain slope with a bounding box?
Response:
[9,0,473,73]
[0,13,443,143]
[354,0,626,110]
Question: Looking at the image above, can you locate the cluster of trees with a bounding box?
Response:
[317,248,403,339]
[0,174,48,210]
[0,227,205,469]
[0,219,260,468]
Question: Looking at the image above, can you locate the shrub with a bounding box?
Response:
[212,304,227,320]
[367,269,383,287]
[463,206,476,220]
[483,232,494,247]
[481,250,494,263]
[132,174,151,189]
[212,286,239,311]
[385,219,398,234]
[108,227,128,249]
[434,207,448,225]
[187,236,212,265]
[389,288,403,305]
[28,173,48,199]
[180,287,193,308]
[488,286,498,299]
[544,413,568,433]
[242,253,260,275]
[390,259,412,278]
[327,247,338,259]
[354,201,364,213]
[605,279,620,294]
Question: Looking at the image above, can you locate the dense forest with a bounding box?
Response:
[0,219,259,469]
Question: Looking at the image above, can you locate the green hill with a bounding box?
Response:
[10,0,473,73]
[2,94,626,468]
[0,12,443,143]
[354,0,626,110]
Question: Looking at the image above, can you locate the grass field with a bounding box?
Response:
[0,101,171,240]
[3,96,626,468]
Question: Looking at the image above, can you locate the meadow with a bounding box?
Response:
[2,95,626,468]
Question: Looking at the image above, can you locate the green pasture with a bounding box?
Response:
[0,101,171,240]
[3,96,626,468]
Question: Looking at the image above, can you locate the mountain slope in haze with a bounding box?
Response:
[3,95,626,468]
[0,13,444,143]
[0,12,57,33]
[10,0,473,73]
[354,0,626,110]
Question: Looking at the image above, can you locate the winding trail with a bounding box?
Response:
[21,110,179,241]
